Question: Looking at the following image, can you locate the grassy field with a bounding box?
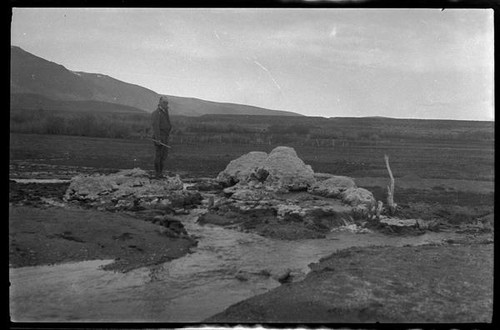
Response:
[10,132,494,220]
[9,132,494,181]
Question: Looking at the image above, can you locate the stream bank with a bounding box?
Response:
[206,237,493,323]
[11,205,478,322]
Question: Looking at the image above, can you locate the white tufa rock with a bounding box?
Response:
[64,169,183,202]
[261,146,316,192]
[216,146,316,193]
[216,151,268,185]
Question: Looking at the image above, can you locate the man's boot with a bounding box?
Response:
[154,163,162,179]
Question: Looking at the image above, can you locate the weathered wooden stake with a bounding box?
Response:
[384,154,397,215]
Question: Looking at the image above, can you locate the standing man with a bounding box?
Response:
[151,96,172,178]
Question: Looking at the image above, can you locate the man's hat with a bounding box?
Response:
[159,96,169,108]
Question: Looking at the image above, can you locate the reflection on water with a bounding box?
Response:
[10,209,460,322]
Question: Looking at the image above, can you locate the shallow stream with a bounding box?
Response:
[10,208,461,322]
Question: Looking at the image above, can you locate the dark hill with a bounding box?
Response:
[11,46,94,101]
[10,93,146,114]
[10,46,301,117]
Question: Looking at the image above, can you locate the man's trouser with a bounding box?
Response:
[154,137,169,177]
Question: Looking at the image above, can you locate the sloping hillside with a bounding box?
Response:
[72,71,159,112]
[11,46,94,101]
[166,96,301,117]
[10,46,301,117]
[10,93,146,114]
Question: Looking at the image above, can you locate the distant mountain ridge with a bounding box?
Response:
[10,46,301,117]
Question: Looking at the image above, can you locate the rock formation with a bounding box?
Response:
[216,151,268,186]
[64,168,201,212]
[216,146,315,193]
[260,146,316,192]
[59,150,426,239]
[308,176,356,198]
[205,147,383,238]
[340,187,377,209]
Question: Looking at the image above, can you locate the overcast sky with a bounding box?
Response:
[11,8,494,120]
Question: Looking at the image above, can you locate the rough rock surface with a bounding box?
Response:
[223,183,275,201]
[216,151,268,186]
[340,187,376,209]
[260,147,316,192]
[308,176,356,198]
[64,168,201,211]
[185,178,223,192]
[201,187,357,239]
[208,147,407,239]
[216,147,316,193]
[313,172,337,181]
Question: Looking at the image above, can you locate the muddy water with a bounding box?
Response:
[10,209,461,322]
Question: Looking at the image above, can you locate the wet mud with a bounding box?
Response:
[9,204,196,273]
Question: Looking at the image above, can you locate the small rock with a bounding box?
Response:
[158,227,179,238]
[258,269,271,277]
[173,208,189,215]
[341,187,376,209]
[272,268,292,283]
[187,178,224,191]
[235,270,250,282]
